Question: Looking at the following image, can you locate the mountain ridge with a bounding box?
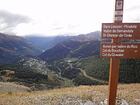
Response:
[39,40,100,62]
[0,33,41,64]
[25,31,101,51]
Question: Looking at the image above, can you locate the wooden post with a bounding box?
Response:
[108,0,124,105]
[108,58,120,105]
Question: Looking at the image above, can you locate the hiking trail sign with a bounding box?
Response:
[100,0,140,105]
[102,23,140,40]
[101,23,140,58]
[101,43,140,58]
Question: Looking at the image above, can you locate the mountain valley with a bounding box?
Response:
[0,32,140,90]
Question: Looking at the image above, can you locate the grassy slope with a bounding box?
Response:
[0,83,140,105]
[0,82,31,93]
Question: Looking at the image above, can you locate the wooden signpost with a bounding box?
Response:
[101,0,140,105]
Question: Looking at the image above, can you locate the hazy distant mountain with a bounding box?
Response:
[70,31,101,42]
[39,32,100,62]
[25,35,71,52]
[25,31,101,52]
[0,33,41,64]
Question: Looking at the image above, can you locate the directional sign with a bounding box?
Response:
[114,0,123,22]
[102,23,140,40]
[101,43,140,58]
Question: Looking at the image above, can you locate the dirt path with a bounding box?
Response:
[79,69,108,84]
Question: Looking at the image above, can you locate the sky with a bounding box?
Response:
[0,0,140,36]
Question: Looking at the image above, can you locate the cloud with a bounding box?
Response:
[52,27,64,30]
[126,5,140,12]
[0,10,31,34]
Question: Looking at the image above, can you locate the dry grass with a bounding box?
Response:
[0,83,140,105]
[0,82,31,93]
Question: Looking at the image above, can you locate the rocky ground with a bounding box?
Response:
[0,82,140,105]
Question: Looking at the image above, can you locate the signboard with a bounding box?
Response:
[101,0,140,104]
[116,0,123,10]
[114,0,123,22]
[101,43,140,58]
[102,23,140,39]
